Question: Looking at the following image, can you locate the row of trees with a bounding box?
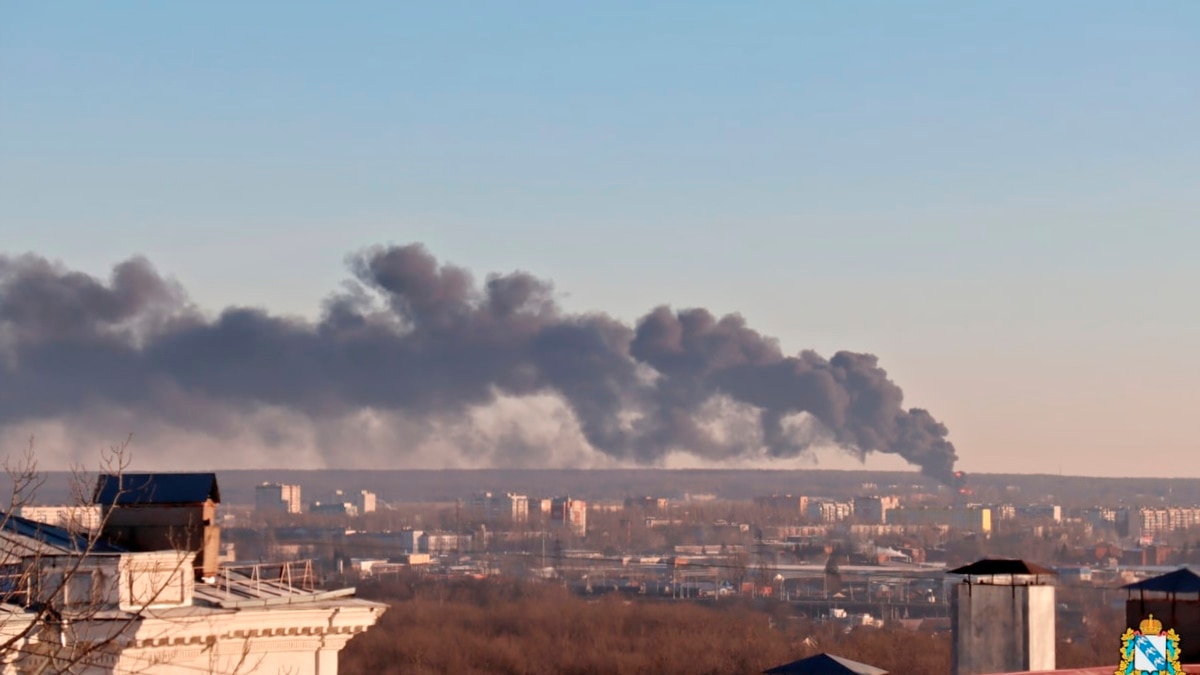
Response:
[340,575,952,675]
[340,572,1139,674]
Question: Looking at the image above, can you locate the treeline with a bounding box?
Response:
[339,577,951,675]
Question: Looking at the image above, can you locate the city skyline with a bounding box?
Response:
[2,3,1197,476]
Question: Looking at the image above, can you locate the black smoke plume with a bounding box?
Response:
[0,245,958,478]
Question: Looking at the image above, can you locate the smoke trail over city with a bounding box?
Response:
[0,245,958,478]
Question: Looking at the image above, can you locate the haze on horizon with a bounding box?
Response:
[1,2,1197,478]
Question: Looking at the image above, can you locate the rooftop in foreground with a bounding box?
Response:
[984,662,1200,667]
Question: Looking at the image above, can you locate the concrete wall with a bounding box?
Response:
[4,595,385,675]
[952,582,1055,675]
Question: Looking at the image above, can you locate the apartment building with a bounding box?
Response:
[255,481,303,514]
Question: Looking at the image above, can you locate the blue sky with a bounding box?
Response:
[2,2,1198,475]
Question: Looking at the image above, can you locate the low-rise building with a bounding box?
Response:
[420,532,473,554]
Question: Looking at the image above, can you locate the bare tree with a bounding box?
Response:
[0,439,252,675]
[0,439,384,675]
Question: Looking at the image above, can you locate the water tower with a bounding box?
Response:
[948,558,1056,675]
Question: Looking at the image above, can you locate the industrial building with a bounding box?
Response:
[309,489,376,517]
[394,529,473,555]
[0,472,384,674]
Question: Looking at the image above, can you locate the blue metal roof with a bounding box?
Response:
[1123,567,1200,594]
[0,512,126,554]
[92,473,221,506]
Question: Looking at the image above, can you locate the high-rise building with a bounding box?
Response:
[356,490,377,514]
[255,482,302,514]
[502,493,528,524]
[470,491,528,524]
[550,497,587,537]
[853,496,899,524]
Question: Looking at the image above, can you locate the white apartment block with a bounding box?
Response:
[1132,506,1200,539]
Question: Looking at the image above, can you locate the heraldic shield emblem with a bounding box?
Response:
[1117,614,1184,674]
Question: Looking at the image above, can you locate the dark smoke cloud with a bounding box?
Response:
[0,245,958,478]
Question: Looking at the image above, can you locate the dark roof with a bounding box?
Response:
[947,558,1056,577]
[93,473,220,506]
[763,653,889,675]
[1122,568,1200,594]
[0,512,126,554]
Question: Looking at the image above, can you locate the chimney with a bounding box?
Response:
[93,473,222,581]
